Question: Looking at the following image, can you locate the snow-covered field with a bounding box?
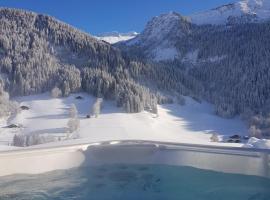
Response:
[0,92,269,151]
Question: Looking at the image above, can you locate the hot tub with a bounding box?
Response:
[0,141,269,199]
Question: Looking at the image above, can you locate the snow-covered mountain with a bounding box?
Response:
[190,0,270,25]
[118,4,270,135]
[96,31,139,44]
[124,12,191,61]
[121,0,270,62]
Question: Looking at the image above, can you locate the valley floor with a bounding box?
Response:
[0,93,269,151]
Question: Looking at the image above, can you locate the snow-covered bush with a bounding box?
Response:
[51,87,62,98]
[69,104,78,118]
[249,125,262,139]
[210,133,219,142]
[13,134,26,147]
[67,118,80,133]
[243,137,270,149]
[0,82,20,118]
[92,98,103,118]
[67,103,80,136]
[248,115,270,137]
[13,134,56,147]
[151,104,158,117]
[149,96,159,117]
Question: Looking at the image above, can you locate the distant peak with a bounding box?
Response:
[152,11,183,20]
[97,31,139,38]
[96,31,139,44]
[189,0,270,25]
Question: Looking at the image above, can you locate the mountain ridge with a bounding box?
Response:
[122,12,192,61]
[189,0,270,25]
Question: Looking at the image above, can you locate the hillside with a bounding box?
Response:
[120,8,270,137]
[0,8,181,114]
[122,12,191,61]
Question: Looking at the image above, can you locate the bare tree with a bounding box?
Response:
[69,104,78,118]
[67,103,80,138]
[91,98,103,118]
[151,104,159,118]
[67,118,80,133]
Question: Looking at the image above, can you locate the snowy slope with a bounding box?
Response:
[0,93,254,151]
[190,0,270,25]
[124,12,191,61]
[96,31,139,44]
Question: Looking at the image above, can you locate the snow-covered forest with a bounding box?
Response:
[120,12,270,137]
[0,8,165,114]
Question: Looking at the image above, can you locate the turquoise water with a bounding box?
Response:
[0,164,269,200]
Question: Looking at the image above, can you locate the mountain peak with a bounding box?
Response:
[139,12,191,42]
[189,0,270,25]
[123,12,192,61]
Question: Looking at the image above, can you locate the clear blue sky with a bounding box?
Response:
[0,0,237,35]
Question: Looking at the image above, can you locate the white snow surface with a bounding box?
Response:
[0,92,262,151]
[190,0,270,25]
[96,31,139,44]
[244,137,270,149]
[5,93,270,151]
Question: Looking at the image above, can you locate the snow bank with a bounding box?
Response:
[244,137,270,149]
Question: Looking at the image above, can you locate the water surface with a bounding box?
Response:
[0,164,269,200]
